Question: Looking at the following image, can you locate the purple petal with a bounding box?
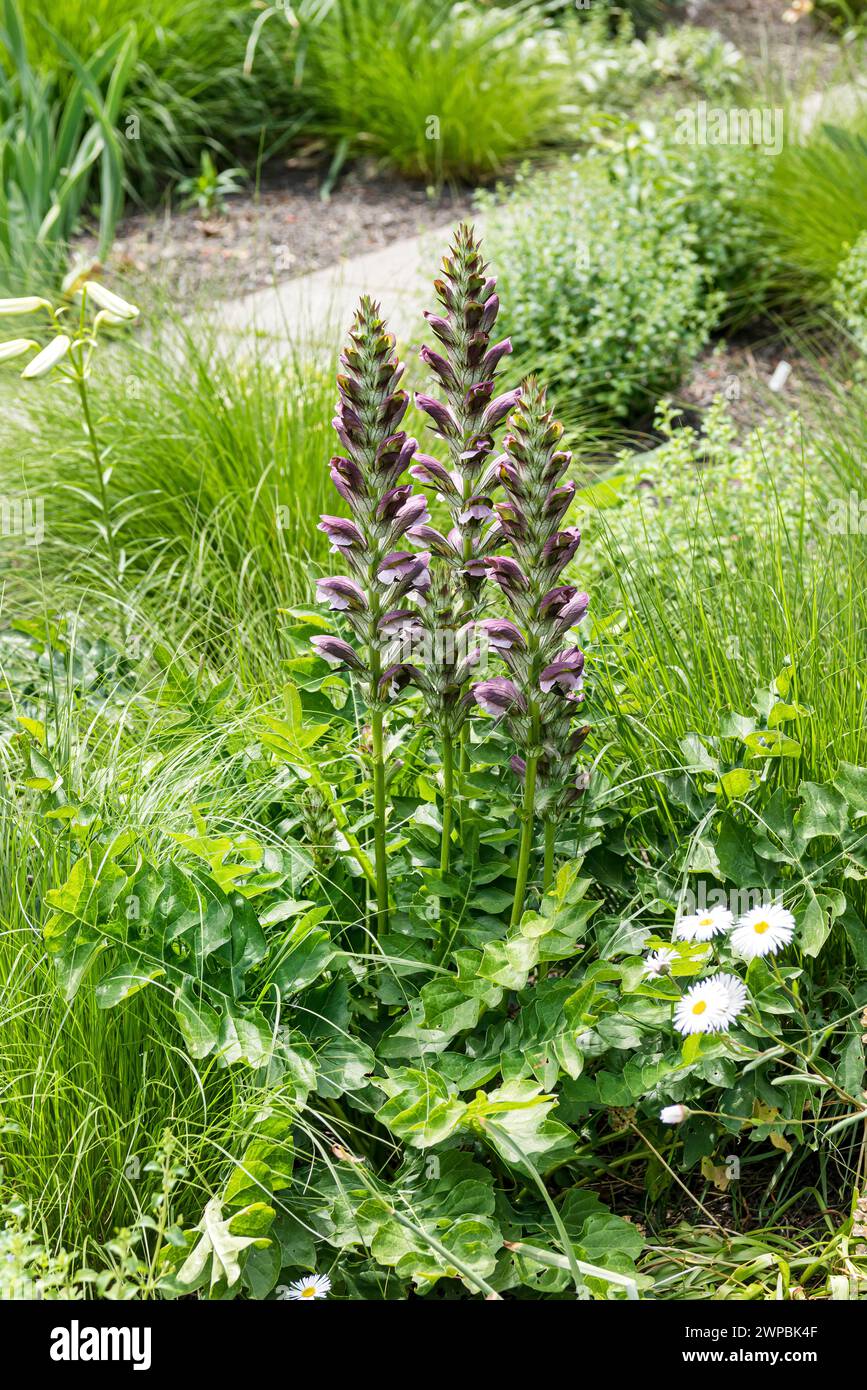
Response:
[376,485,413,521]
[318,515,365,550]
[406,524,456,558]
[464,380,495,415]
[311,635,363,671]
[410,454,460,498]
[540,648,585,694]
[316,576,367,611]
[482,387,522,431]
[459,433,495,471]
[414,392,459,437]
[479,619,525,651]
[458,494,494,525]
[378,608,421,636]
[419,344,457,390]
[329,455,366,506]
[389,492,430,538]
[378,662,423,700]
[422,311,455,348]
[559,590,590,627]
[481,337,512,374]
[486,555,529,595]
[375,433,415,485]
[539,586,589,628]
[569,724,591,754]
[541,527,582,575]
[544,481,576,526]
[480,293,500,332]
[383,390,409,433]
[473,676,525,718]
[378,551,431,594]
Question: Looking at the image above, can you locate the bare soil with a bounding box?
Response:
[76,165,473,311]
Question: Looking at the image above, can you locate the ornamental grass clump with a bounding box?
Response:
[473,382,590,925]
[313,295,431,933]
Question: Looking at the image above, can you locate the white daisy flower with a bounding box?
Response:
[730,903,795,960]
[276,1273,331,1301]
[642,947,678,979]
[674,905,733,942]
[659,1104,690,1125]
[674,972,748,1035]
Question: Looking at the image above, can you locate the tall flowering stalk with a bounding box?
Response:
[409,225,519,870]
[0,281,140,591]
[312,297,430,934]
[473,381,590,927]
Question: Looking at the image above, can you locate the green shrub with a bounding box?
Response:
[832,229,867,357]
[558,8,743,107]
[480,157,723,422]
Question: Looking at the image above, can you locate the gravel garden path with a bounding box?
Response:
[214,217,476,353]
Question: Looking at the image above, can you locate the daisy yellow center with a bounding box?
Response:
[692,1000,707,1015]
[753,920,770,934]
[699,918,713,927]
[301,1287,316,1298]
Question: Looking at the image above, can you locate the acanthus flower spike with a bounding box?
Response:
[411,226,519,789]
[311,296,431,934]
[471,380,590,925]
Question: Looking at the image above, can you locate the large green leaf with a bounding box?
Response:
[176,1199,274,1295]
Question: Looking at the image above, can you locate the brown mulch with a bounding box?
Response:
[677,334,839,431]
[684,0,840,82]
[75,164,473,312]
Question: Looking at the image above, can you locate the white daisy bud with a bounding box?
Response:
[660,1104,690,1125]
[642,947,678,980]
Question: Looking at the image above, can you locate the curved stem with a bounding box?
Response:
[76,369,118,578]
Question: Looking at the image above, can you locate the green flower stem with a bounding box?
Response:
[365,537,389,934]
[627,1119,728,1234]
[511,611,543,926]
[440,732,454,874]
[458,473,474,790]
[74,363,118,579]
[485,1118,587,1296]
[542,819,556,894]
[371,707,389,936]
[511,748,539,927]
[307,768,376,891]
